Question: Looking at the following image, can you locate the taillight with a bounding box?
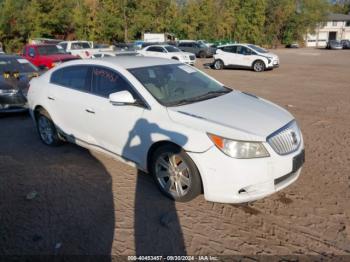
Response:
[85,51,90,57]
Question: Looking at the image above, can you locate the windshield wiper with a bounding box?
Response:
[168,89,232,107]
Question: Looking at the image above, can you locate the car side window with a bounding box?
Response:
[29,47,36,57]
[237,46,251,55]
[222,46,237,53]
[59,43,67,50]
[91,66,137,98]
[50,66,91,92]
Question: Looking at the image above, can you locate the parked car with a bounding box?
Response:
[138,45,196,65]
[286,43,299,48]
[340,39,350,49]
[326,40,343,50]
[91,51,140,58]
[197,40,213,47]
[28,57,304,203]
[21,44,79,70]
[213,44,280,72]
[0,55,39,112]
[178,41,215,58]
[58,41,113,59]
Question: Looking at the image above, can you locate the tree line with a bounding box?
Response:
[0,0,348,52]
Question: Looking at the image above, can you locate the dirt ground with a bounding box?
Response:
[0,48,350,258]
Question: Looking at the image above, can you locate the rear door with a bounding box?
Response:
[221,45,238,66]
[48,65,94,143]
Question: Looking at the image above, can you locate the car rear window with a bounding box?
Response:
[0,57,38,73]
[51,65,91,92]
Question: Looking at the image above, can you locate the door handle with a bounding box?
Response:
[85,108,95,114]
[48,96,55,101]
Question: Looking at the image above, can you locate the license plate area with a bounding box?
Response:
[293,150,305,173]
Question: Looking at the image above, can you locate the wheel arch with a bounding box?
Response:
[252,58,267,68]
[33,105,47,120]
[147,140,182,172]
[146,140,204,193]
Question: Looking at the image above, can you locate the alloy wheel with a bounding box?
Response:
[38,116,54,145]
[155,153,191,198]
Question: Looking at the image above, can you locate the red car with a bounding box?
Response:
[21,44,79,70]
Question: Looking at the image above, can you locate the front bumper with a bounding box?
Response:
[267,59,280,69]
[0,92,27,112]
[188,142,304,203]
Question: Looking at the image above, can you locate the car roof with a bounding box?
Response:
[145,44,175,48]
[59,56,181,69]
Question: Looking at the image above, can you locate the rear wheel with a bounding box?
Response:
[36,110,62,146]
[198,51,206,58]
[253,60,265,72]
[150,144,202,202]
[214,59,224,70]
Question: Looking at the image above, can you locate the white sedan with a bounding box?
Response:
[213,44,280,72]
[138,45,196,65]
[27,57,304,203]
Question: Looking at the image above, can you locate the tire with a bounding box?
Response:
[213,59,224,70]
[150,144,202,202]
[198,51,206,58]
[35,109,62,146]
[253,60,265,72]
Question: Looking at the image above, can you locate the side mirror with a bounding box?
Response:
[109,90,136,105]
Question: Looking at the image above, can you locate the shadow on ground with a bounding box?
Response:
[0,113,187,258]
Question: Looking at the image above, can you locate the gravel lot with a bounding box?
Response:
[0,48,349,258]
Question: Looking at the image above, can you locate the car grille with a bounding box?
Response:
[267,121,301,155]
[189,55,195,60]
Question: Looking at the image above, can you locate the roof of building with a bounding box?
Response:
[328,13,350,21]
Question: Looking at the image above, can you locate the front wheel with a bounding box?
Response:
[213,59,224,70]
[36,110,62,146]
[253,60,265,72]
[150,144,202,202]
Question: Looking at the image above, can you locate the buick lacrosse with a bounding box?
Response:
[28,57,304,203]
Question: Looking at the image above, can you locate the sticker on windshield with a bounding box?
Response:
[17,59,29,64]
[178,65,196,74]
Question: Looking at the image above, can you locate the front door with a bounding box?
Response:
[87,66,145,163]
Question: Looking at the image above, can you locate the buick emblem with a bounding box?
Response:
[291,131,298,145]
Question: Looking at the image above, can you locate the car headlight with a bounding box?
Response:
[208,134,270,159]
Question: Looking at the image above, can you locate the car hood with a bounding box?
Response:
[167,91,294,141]
[260,52,278,59]
[45,54,78,61]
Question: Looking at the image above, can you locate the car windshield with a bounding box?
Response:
[71,42,91,49]
[247,44,268,53]
[164,46,181,52]
[129,64,231,107]
[0,57,38,73]
[37,45,66,55]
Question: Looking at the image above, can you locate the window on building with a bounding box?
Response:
[346,21,350,27]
